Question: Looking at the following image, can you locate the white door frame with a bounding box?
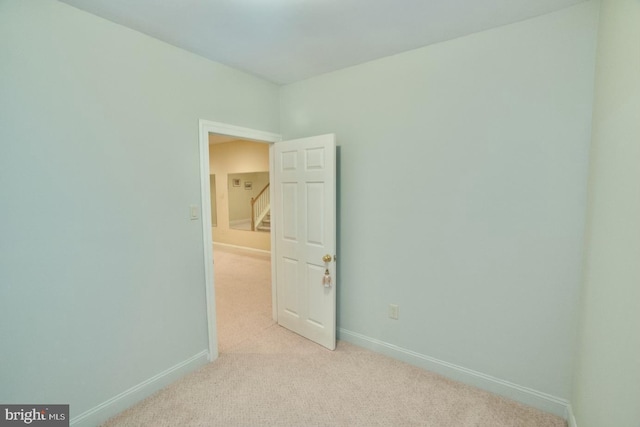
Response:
[198,119,281,361]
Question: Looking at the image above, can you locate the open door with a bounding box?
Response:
[273,134,336,350]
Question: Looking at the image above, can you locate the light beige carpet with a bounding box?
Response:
[212,244,275,353]
[103,245,566,427]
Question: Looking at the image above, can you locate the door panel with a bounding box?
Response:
[274,134,336,350]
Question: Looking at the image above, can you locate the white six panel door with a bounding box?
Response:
[274,134,336,350]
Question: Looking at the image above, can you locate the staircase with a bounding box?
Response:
[251,183,271,232]
[256,212,271,232]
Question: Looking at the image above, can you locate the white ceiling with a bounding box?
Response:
[58,0,586,84]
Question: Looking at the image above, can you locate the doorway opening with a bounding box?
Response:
[209,136,273,352]
[198,120,281,360]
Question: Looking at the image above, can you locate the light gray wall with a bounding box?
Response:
[572,0,640,425]
[281,2,598,401]
[0,0,278,424]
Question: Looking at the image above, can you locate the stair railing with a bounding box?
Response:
[251,183,270,231]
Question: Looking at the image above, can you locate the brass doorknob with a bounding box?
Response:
[322,254,332,263]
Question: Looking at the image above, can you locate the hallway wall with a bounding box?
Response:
[209,138,271,251]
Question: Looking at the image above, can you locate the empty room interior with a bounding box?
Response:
[1,0,638,426]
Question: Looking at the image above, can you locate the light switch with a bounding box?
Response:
[190,205,200,220]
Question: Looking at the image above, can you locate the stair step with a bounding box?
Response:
[257,210,271,232]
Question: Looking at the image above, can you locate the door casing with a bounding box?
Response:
[198,119,281,361]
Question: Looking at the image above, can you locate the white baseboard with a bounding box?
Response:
[213,242,271,254]
[229,218,251,227]
[70,350,209,427]
[338,328,570,418]
[566,404,578,427]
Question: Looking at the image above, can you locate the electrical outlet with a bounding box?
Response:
[388,304,399,320]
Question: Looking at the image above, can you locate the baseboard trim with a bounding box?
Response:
[213,242,271,254]
[70,350,209,427]
[567,404,578,427]
[338,328,569,418]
